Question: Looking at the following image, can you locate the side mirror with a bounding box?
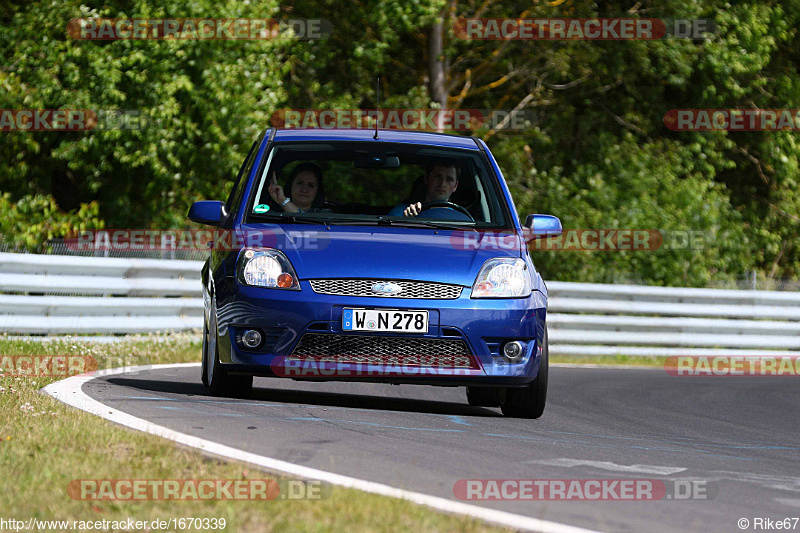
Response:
[188,201,226,226]
[523,214,562,239]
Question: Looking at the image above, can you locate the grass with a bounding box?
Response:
[0,335,506,532]
[550,353,667,368]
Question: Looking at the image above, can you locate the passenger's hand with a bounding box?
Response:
[268,172,285,204]
[403,202,423,217]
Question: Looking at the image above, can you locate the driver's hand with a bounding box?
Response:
[403,202,422,217]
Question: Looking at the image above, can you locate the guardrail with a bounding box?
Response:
[546,282,800,356]
[0,253,203,334]
[2,252,799,356]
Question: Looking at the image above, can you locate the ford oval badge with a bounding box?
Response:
[372,282,403,295]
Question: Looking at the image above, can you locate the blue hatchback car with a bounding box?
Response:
[189,128,562,418]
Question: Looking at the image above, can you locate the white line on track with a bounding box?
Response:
[526,458,686,475]
[550,363,660,370]
[43,363,601,533]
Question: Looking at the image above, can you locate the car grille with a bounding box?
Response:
[289,333,477,368]
[309,279,462,299]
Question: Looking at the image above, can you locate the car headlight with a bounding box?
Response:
[471,258,531,298]
[236,248,300,290]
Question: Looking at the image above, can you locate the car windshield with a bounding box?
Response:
[245,141,511,228]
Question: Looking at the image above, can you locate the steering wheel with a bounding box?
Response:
[420,201,475,221]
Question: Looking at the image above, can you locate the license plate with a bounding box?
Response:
[342,308,428,333]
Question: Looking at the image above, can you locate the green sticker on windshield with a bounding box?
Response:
[253,204,270,214]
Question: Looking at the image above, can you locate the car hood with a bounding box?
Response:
[237,224,525,286]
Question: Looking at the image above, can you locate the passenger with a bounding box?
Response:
[268,162,325,213]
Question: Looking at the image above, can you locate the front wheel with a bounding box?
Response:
[204,295,253,398]
[501,328,549,419]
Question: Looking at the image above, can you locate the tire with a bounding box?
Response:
[201,319,209,387]
[501,328,549,419]
[201,285,211,387]
[466,386,505,407]
[204,295,253,398]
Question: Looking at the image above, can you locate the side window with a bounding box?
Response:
[226,140,258,216]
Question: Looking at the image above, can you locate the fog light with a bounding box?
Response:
[502,341,524,362]
[242,329,262,349]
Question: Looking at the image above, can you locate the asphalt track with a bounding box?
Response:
[81,364,800,532]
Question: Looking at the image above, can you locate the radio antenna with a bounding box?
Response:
[373,76,380,140]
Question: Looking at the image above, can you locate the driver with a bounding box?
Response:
[388,161,459,217]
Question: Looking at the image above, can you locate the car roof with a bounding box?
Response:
[271,128,481,150]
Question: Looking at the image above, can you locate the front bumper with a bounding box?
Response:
[213,278,547,386]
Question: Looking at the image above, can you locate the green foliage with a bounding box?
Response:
[0,0,286,230]
[0,193,104,252]
[492,134,749,286]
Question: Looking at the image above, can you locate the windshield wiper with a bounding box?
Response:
[308,216,474,230]
[372,217,477,231]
